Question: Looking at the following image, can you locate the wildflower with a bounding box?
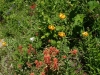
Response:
[43,48,49,55]
[55,49,59,55]
[82,31,89,37]
[28,49,31,54]
[53,58,58,63]
[62,55,67,59]
[59,13,66,19]
[30,72,34,75]
[53,58,59,70]
[49,46,55,54]
[48,25,55,30]
[2,42,7,46]
[18,45,23,50]
[30,4,36,9]
[41,72,45,75]
[39,61,43,67]
[70,49,78,55]
[34,60,39,68]
[30,37,35,42]
[0,39,7,48]
[34,60,39,64]
[34,60,43,68]
[44,54,51,65]
[58,32,66,37]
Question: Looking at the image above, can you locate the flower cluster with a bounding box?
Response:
[43,46,59,71]
[27,44,36,54]
[70,49,78,55]
[34,60,43,68]
[30,46,60,75]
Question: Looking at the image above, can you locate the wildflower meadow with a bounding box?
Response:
[0,0,100,75]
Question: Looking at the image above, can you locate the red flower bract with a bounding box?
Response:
[62,55,67,59]
[41,72,45,75]
[53,58,59,70]
[30,73,34,75]
[34,60,43,68]
[70,49,78,55]
[30,4,36,9]
[44,54,51,65]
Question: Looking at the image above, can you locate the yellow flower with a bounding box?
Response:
[2,42,7,46]
[58,32,66,37]
[82,31,89,37]
[0,39,7,48]
[48,25,55,30]
[59,13,66,19]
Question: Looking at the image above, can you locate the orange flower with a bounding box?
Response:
[82,31,89,37]
[48,25,55,30]
[18,45,22,50]
[34,60,43,68]
[34,60,38,64]
[70,49,78,55]
[55,49,59,54]
[44,54,51,65]
[53,58,58,63]
[49,46,55,54]
[34,60,40,68]
[58,32,66,37]
[59,13,66,19]
[41,72,45,75]
[39,61,43,66]
[62,55,67,59]
[48,46,59,56]
[53,58,58,70]
[43,48,49,55]
[28,49,31,54]
[30,72,34,75]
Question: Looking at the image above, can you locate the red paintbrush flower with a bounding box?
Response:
[30,4,36,9]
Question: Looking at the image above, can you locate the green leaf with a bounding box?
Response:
[41,35,45,39]
[56,26,62,31]
[50,39,57,46]
[74,14,85,25]
[56,26,65,31]
[87,1,99,11]
[44,33,50,37]
[35,41,42,49]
